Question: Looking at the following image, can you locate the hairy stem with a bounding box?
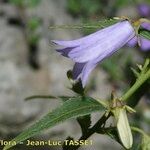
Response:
[121,60,150,102]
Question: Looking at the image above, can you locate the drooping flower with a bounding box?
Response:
[128,4,150,51]
[52,20,136,87]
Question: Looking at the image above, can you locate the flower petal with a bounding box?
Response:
[80,61,98,87]
[127,37,138,47]
[68,21,135,62]
[73,53,111,87]
[141,22,150,31]
[140,38,150,51]
[51,23,119,47]
[56,47,75,57]
[72,62,86,80]
[72,57,100,87]
[53,21,136,87]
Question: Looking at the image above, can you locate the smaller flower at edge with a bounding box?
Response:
[52,19,137,87]
[138,4,150,17]
[128,4,150,51]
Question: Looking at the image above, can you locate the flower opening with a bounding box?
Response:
[52,20,135,87]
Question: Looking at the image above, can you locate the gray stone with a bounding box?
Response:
[0,19,49,136]
[0,0,80,139]
[116,6,138,18]
[0,3,19,19]
[0,0,122,149]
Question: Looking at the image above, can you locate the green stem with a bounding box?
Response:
[131,127,147,136]
[121,66,150,102]
[63,112,111,150]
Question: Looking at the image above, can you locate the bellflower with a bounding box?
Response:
[52,20,135,87]
[128,4,150,51]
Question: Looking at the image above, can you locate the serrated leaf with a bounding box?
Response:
[97,19,119,28]
[3,97,105,150]
[139,29,150,40]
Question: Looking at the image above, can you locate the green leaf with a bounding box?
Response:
[25,95,76,102]
[3,97,105,150]
[139,29,150,40]
[49,19,118,30]
[25,95,57,101]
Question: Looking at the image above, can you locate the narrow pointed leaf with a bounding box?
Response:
[49,19,118,30]
[3,97,105,150]
[25,95,56,101]
[25,95,76,102]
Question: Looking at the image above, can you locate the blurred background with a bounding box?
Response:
[0,0,149,149]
